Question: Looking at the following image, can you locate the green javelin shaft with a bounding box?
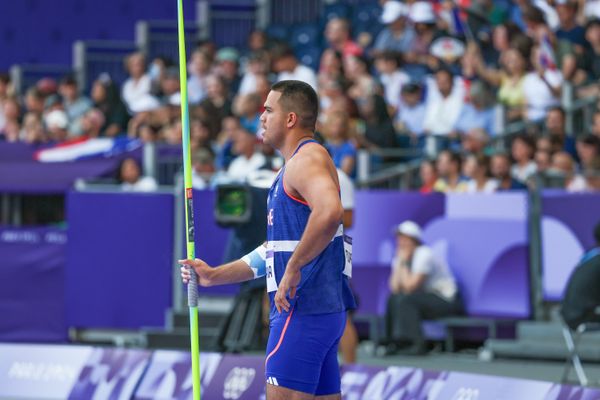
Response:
[176,0,201,399]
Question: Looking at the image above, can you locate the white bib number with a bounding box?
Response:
[343,234,352,278]
[266,246,278,293]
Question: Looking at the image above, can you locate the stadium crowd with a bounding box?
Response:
[2,0,600,191]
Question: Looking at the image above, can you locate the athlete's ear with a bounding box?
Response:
[286,112,298,129]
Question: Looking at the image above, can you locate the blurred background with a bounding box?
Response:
[2,0,600,399]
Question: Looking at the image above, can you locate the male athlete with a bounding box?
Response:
[180,80,356,399]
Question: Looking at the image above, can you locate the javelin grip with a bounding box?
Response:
[187,268,198,307]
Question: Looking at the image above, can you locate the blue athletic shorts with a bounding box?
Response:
[265,308,346,396]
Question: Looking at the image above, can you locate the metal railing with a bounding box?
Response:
[9,64,74,97]
[136,20,204,62]
[73,40,139,92]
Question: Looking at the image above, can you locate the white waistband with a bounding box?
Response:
[269,225,344,253]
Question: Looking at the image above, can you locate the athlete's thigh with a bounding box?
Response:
[266,383,315,400]
[314,312,346,397]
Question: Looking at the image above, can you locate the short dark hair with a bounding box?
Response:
[271,80,318,131]
[547,106,565,119]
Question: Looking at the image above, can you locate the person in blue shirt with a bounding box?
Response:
[181,80,355,399]
[323,110,356,178]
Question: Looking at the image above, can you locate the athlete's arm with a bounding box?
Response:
[274,146,343,312]
[179,258,255,287]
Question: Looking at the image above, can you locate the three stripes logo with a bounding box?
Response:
[266,376,279,386]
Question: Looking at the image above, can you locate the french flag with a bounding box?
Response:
[539,34,557,71]
[34,137,142,162]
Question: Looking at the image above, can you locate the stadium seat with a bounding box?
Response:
[265,24,289,42]
[322,3,351,21]
[352,1,382,26]
[295,45,322,71]
[290,23,321,49]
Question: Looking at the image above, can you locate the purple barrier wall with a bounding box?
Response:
[540,191,600,301]
[0,227,68,342]
[66,191,175,329]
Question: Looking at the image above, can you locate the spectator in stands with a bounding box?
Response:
[318,49,346,90]
[384,221,462,355]
[190,118,212,152]
[523,45,563,122]
[188,49,212,104]
[238,51,269,96]
[20,112,46,144]
[491,152,528,190]
[271,44,318,91]
[405,1,441,71]
[227,128,266,181]
[156,67,181,107]
[345,55,378,102]
[214,47,241,96]
[395,82,426,139]
[433,150,468,193]
[545,106,577,159]
[233,93,262,135]
[325,18,363,58]
[592,109,600,139]
[374,51,409,113]
[215,116,241,171]
[357,94,397,149]
[323,110,356,177]
[473,42,530,119]
[584,157,600,190]
[577,135,600,170]
[576,19,600,87]
[0,73,10,131]
[24,87,45,117]
[423,67,464,141]
[463,153,499,193]
[200,74,233,126]
[511,134,538,182]
[80,108,105,138]
[0,120,19,142]
[161,121,183,146]
[419,159,438,194]
[453,81,498,137]
[191,147,216,190]
[555,0,587,53]
[535,148,553,173]
[91,74,129,137]
[551,151,588,192]
[117,157,158,192]
[1,97,20,135]
[44,109,69,143]
[247,30,268,53]
[122,52,159,114]
[374,1,414,55]
[461,128,490,155]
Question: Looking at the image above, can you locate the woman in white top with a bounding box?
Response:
[463,153,499,193]
[383,221,463,355]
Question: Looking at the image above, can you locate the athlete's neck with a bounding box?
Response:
[281,133,314,162]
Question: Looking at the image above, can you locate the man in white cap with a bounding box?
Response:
[373,1,415,55]
[383,220,462,355]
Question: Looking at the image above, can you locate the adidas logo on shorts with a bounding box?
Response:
[266,376,279,386]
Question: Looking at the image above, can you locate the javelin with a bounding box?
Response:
[176,0,201,399]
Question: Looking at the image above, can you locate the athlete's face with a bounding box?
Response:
[260,90,286,148]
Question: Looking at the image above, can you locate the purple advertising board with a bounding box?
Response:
[540,192,600,301]
[68,348,151,399]
[134,351,223,399]
[0,343,93,400]
[0,227,68,342]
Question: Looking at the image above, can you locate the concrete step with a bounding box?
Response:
[143,327,220,350]
[517,321,600,342]
[484,338,600,362]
